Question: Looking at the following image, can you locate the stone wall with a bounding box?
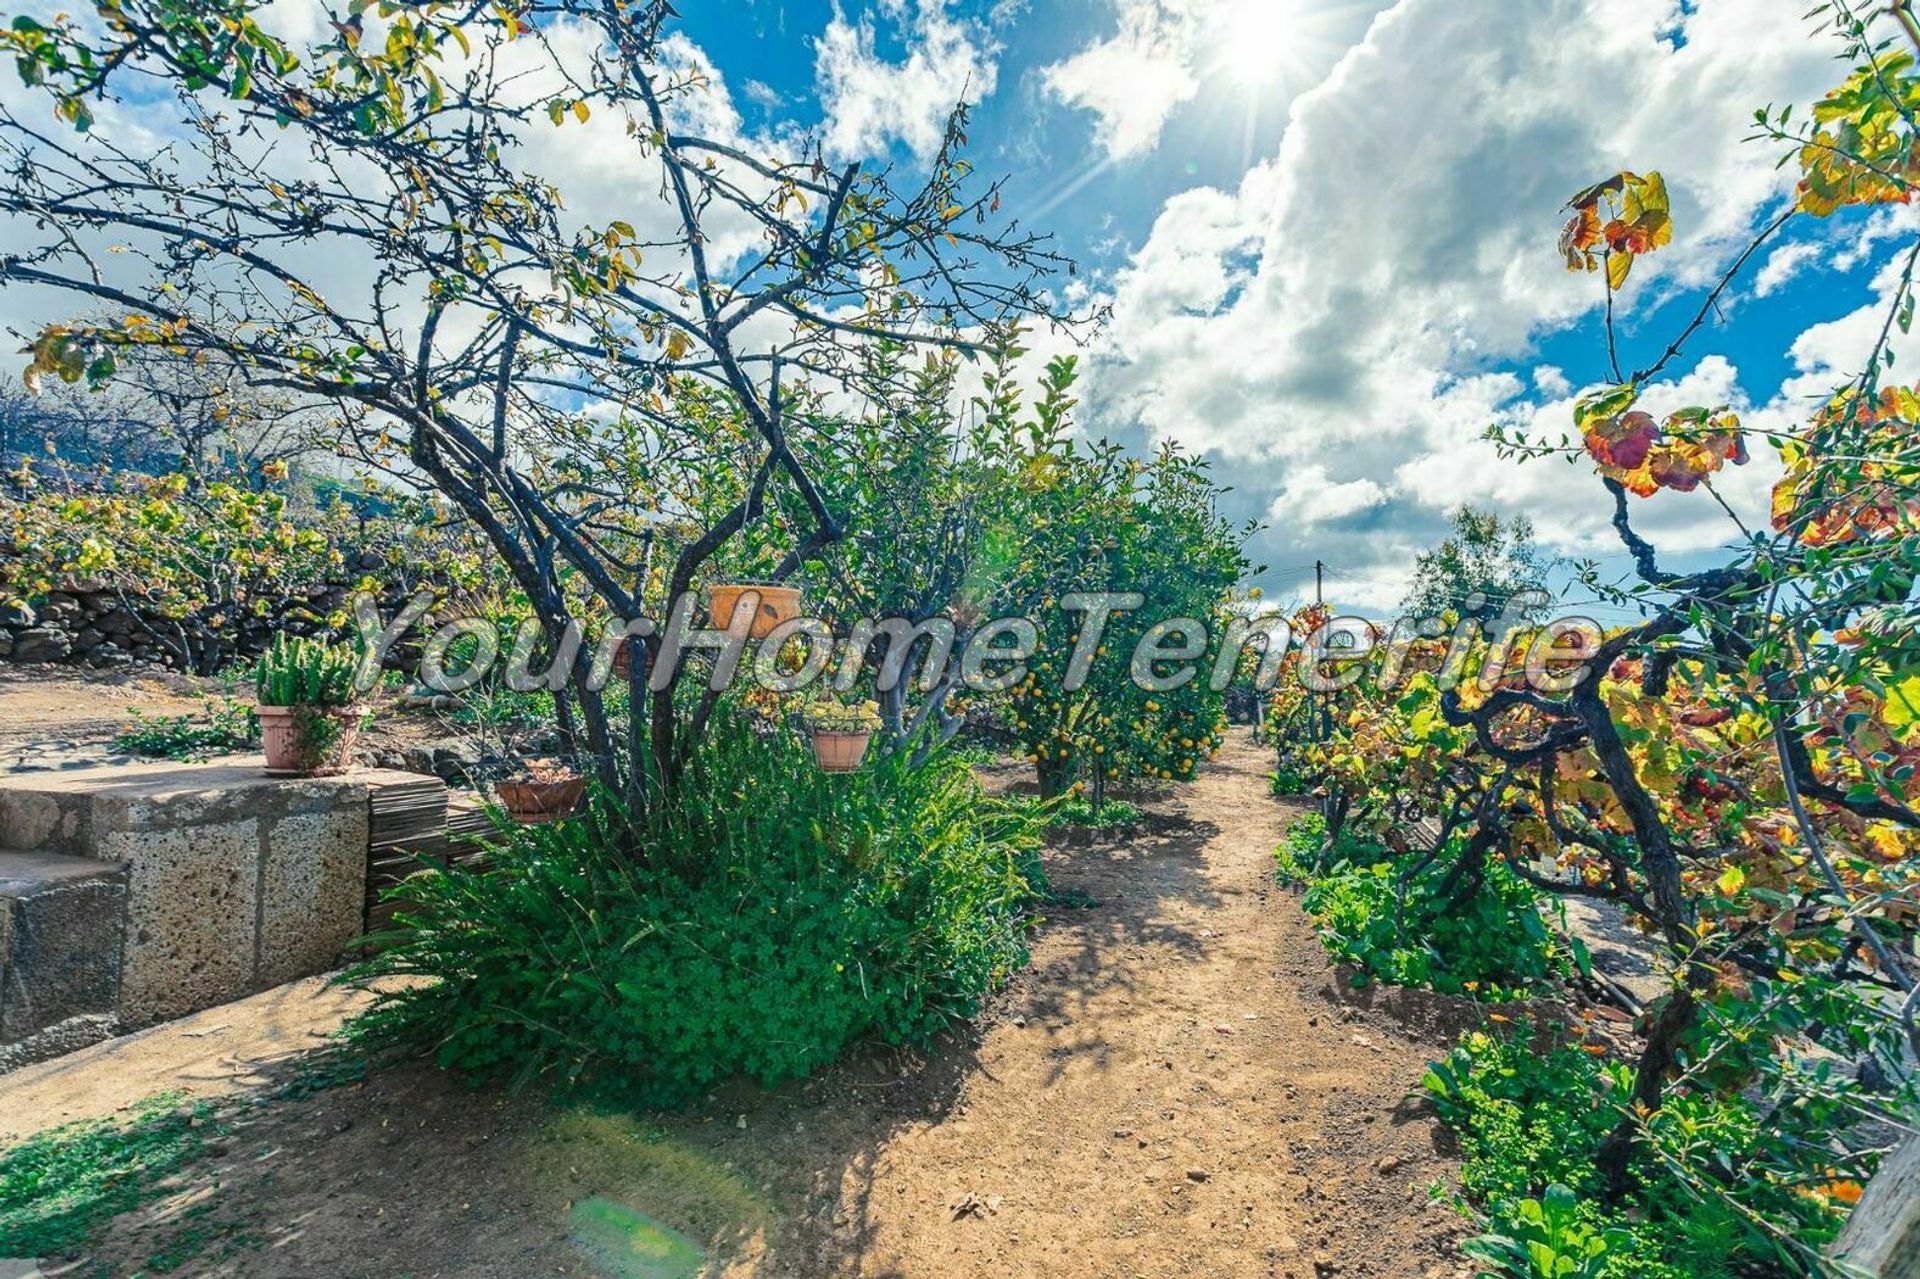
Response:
[0,557,416,672]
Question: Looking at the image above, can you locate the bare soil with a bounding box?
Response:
[0,665,211,752]
[23,735,1478,1279]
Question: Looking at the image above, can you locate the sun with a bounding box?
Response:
[1216,0,1291,88]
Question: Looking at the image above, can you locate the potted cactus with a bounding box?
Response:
[255,636,367,776]
[708,583,802,639]
[801,697,882,773]
[496,758,586,825]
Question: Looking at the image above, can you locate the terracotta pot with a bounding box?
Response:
[811,730,872,774]
[496,775,586,825]
[610,637,655,684]
[708,584,802,639]
[258,704,366,777]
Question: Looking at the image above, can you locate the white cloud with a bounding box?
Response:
[813,0,999,162]
[1755,241,1820,298]
[1041,0,1200,161]
[1268,464,1388,527]
[1076,0,1849,590]
[1041,0,1395,163]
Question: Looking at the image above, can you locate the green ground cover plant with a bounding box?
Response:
[0,1093,212,1259]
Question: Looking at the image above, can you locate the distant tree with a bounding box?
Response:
[1401,506,1557,622]
[0,355,317,485]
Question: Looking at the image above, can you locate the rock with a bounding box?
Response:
[0,600,33,628]
[0,636,10,659]
[431,743,481,782]
[1185,1168,1210,1183]
[70,627,105,653]
[1377,1155,1403,1175]
[1273,1235,1301,1256]
[1313,1253,1339,1275]
[40,593,80,622]
[9,628,71,664]
[97,607,139,634]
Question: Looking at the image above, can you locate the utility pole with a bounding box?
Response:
[1312,561,1326,743]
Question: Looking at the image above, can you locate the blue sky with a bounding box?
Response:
[1,0,1907,621]
[660,0,1911,618]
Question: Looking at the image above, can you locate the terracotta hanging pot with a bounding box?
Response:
[496,772,586,825]
[708,584,803,639]
[810,729,872,774]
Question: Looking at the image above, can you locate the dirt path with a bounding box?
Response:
[55,735,1470,1279]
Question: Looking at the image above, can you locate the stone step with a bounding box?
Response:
[0,850,127,1070]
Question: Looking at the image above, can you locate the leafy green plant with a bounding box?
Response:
[0,1094,212,1258]
[801,696,884,734]
[1276,816,1572,998]
[1051,797,1141,829]
[1425,1023,1886,1279]
[254,634,358,707]
[113,700,257,759]
[345,710,1045,1101]
[1302,856,1571,998]
[1461,1184,1626,1279]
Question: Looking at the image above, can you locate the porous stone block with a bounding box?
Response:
[97,820,259,1027]
[256,808,371,987]
[0,852,126,1056]
[0,761,372,1034]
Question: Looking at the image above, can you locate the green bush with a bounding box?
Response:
[1425,1023,1873,1279]
[346,712,1043,1100]
[1277,817,1574,998]
[1050,797,1140,829]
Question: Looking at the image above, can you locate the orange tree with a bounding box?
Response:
[1005,430,1251,803]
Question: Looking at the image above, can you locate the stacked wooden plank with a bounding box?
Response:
[361,772,510,936]
[363,771,450,935]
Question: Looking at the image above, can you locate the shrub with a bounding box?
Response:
[346,711,1043,1100]
[1277,817,1574,998]
[113,701,256,759]
[1050,797,1140,830]
[1425,1023,1882,1279]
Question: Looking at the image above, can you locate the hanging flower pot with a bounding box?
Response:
[810,730,872,773]
[255,635,367,777]
[708,583,802,639]
[611,637,656,684]
[801,697,882,773]
[496,759,586,825]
